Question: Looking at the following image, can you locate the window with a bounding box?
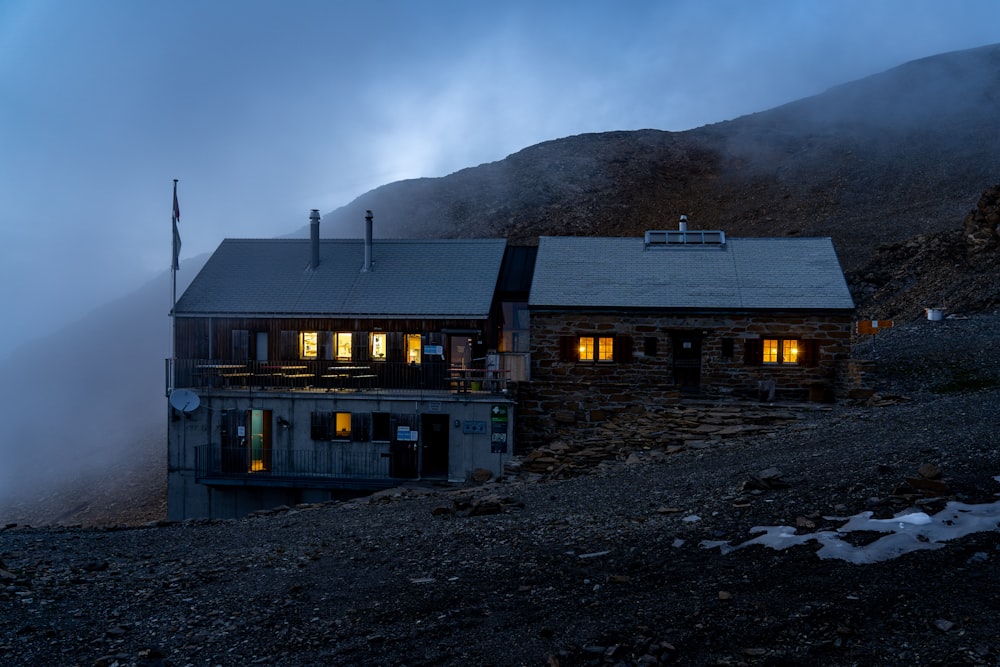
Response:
[301,332,319,359]
[501,302,530,352]
[578,336,614,362]
[762,338,799,364]
[372,412,391,441]
[561,334,633,363]
[370,332,387,361]
[747,337,813,365]
[335,412,351,438]
[599,337,614,361]
[721,338,734,360]
[335,332,352,361]
[310,411,352,440]
[782,339,799,364]
[406,333,422,364]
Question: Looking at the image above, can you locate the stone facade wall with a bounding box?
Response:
[517,311,854,448]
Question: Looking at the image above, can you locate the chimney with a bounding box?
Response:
[309,209,321,269]
[363,209,373,272]
[679,214,688,232]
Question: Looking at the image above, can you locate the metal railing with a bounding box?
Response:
[194,445,401,489]
[169,359,509,395]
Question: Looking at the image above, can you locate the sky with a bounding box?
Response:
[0,0,997,358]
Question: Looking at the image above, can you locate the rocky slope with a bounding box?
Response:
[2,314,1000,666]
[849,184,1000,319]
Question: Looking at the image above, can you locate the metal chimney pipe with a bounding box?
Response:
[363,210,373,272]
[309,209,321,269]
[679,214,688,232]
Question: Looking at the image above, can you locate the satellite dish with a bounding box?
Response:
[169,389,201,413]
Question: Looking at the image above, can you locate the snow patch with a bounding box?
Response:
[702,500,1000,564]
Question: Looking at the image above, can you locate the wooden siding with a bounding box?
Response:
[174,317,497,362]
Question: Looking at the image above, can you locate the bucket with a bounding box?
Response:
[925,308,943,321]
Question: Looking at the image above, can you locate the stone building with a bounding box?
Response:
[519,227,856,437]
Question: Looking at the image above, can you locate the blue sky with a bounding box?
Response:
[0,0,997,356]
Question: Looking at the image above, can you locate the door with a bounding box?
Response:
[420,413,449,478]
[449,336,473,368]
[389,413,419,479]
[247,409,272,472]
[671,332,702,393]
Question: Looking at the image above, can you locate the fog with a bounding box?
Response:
[0,0,998,522]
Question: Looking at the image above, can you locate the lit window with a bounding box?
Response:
[335,332,352,361]
[763,338,799,364]
[598,337,614,361]
[301,332,318,359]
[311,411,352,440]
[579,336,614,362]
[335,412,351,438]
[370,332,387,361]
[406,334,422,364]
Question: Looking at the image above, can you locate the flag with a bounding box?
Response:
[172,179,181,271]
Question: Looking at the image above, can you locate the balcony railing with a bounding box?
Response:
[194,445,404,490]
[168,359,509,394]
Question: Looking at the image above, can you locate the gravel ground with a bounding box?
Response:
[2,314,1000,667]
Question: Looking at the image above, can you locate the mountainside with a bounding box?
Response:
[319,44,1000,275]
[2,43,1000,527]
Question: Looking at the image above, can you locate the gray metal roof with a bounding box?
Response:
[175,238,507,318]
[528,236,855,311]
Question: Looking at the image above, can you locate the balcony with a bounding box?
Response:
[168,359,509,395]
[194,445,407,490]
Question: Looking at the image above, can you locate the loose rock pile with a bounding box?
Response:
[512,401,817,478]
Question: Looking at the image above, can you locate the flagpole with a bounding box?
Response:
[170,179,180,394]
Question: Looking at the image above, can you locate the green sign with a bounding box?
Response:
[491,404,508,453]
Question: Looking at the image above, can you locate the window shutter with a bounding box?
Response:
[352,412,371,442]
[231,330,249,361]
[311,412,335,440]
[801,340,820,367]
[280,331,299,359]
[387,332,404,363]
[354,331,368,361]
[744,339,762,366]
[559,336,577,362]
[317,332,334,360]
[643,337,658,357]
[614,335,633,363]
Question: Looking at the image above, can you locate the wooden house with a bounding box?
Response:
[167,212,518,520]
